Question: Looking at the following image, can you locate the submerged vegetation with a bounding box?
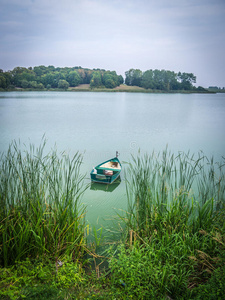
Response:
[0,143,225,299]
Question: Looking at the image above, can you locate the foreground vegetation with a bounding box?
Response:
[0,143,225,299]
[115,150,225,298]
[0,141,87,268]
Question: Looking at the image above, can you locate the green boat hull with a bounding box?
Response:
[90,157,122,184]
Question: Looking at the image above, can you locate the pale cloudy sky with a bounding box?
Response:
[0,0,225,87]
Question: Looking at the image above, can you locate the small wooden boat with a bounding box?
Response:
[90,152,122,184]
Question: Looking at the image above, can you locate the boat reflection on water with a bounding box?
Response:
[90,176,121,192]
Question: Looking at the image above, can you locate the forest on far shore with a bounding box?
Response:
[0,66,123,90]
[0,65,207,92]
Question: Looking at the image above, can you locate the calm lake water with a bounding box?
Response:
[1,91,225,232]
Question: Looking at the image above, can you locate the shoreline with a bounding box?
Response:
[0,84,217,93]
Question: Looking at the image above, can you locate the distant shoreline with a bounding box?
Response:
[0,84,218,93]
[69,84,215,93]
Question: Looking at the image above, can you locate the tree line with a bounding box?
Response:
[0,66,124,90]
[0,66,205,91]
[125,68,202,91]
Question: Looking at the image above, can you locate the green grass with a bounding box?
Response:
[0,256,112,300]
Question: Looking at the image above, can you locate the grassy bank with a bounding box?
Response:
[1,84,215,93]
[0,144,225,299]
[69,84,213,93]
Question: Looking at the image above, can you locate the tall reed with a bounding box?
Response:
[124,148,225,239]
[0,141,87,267]
[110,149,225,297]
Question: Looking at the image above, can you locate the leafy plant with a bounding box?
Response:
[0,257,85,299]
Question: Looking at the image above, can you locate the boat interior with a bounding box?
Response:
[99,161,121,170]
[95,168,119,175]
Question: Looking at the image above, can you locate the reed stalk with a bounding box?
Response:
[109,150,225,298]
[0,141,87,267]
[124,149,225,240]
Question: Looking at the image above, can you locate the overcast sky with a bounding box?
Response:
[0,0,225,87]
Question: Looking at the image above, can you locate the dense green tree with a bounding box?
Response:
[58,79,69,90]
[4,72,13,87]
[105,78,116,88]
[158,70,178,91]
[84,69,93,84]
[118,75,124,85]
[33,66,48,76]
[0,75,7,89]
[76,69,86,83]
[153,69,166,90]
[125,69,142,86]
[177,72,196,90]
[10,67,31,86]
[41,74,54,87]
[66,71,81,87]
[90,71,102,88]
[102,71,119,88]
[37,83,44,90]
[21,80,30,89]
[41,72,63,88]
[29,81,38,89]
[169,72,180,90]
[22,71,36,82]
[47,65,55,72]
[141,70,154,89]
